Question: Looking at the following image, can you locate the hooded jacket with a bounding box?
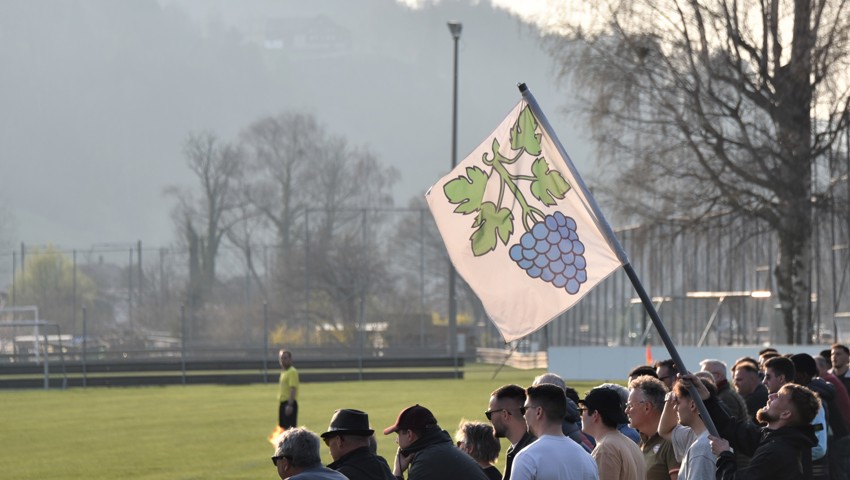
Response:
[562,398,594,453]
[807,377,849,439]
[399,427,489,480]
[706,395,817,480]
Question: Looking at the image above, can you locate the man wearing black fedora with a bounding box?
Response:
[322,409,395,480]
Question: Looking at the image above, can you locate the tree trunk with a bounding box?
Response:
[775,222,812,344]
[771,0,815,345]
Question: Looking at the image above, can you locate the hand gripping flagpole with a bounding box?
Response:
[518,83,719,437]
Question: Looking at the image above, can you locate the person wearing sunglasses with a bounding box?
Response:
[272,427,347,480]
[627,375,680,480]
[486,384,537,480]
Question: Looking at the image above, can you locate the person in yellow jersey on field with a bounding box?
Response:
[279,349,300,429]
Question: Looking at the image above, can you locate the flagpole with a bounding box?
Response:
[518,83,719,437]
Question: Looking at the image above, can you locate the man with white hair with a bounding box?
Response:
[532,372,593,452]
[272,427,348,480]
[700,358,748,422]
[628,376,680,480]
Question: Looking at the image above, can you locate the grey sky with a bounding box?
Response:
[0,0,592,251]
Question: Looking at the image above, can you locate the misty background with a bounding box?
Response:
[0,0,592,255]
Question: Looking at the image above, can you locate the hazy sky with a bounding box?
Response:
[0,0,592,255]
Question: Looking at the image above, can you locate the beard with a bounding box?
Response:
[493,423,507,438]
[756,407,778,424]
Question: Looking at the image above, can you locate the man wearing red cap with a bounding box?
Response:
[384,404,488,480]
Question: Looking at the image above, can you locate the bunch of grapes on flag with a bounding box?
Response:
[509,211,587,294]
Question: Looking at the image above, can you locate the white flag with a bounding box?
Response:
[426,100,623,342]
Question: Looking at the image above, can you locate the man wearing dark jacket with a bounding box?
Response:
[683,373,819,480]
[322,409,395,480]
[732,361,769,423]
[384,404,488,480]
[487,384,537,480]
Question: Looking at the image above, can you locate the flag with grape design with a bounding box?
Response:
[426,100,623,342]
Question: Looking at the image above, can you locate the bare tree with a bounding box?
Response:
[546,0,850,343]
[166,131,243,339]
[240,112,400,339]
[224,190,271,303]
[240,113,322,260]
[300,136,399,336]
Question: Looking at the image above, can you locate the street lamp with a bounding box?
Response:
[447,21,461,368]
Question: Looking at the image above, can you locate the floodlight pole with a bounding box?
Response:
[447,21,462,375]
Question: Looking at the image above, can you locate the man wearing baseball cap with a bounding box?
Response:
[383,404,488,480]
[580,386,645,480]
[322,409,395,480]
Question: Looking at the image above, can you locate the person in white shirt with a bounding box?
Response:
[659,377,718,480]
[511,383,598,480]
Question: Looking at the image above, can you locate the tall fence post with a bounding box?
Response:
[42,326,49,390]
[181,304,186,386]
[263,302,269,384]
[11,250,16,305]
[82,306,87,388]
[72,250,77,338]
[128,248,133,332]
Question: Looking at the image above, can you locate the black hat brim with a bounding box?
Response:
[320,429,374,438]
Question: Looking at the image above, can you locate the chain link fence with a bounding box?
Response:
[1,201,849,364]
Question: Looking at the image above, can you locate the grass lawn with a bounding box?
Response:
[1,363,606,479]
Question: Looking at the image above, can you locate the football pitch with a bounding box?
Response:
[0,364,600,480]
[1,363,605,479]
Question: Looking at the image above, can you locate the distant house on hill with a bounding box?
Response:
[262,15,352,57]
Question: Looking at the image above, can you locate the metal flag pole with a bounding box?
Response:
[518,82,719,437]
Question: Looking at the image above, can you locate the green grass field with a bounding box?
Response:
[1,364,605,479]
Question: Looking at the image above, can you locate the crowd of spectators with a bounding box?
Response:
[270,345,850,480]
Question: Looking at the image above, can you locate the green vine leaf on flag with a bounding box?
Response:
[510,106,542,156]
[530,157,570,206]
[470,202,514,256]
[444,166,489,214]
[441,104,577,258]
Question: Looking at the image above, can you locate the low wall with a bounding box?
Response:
[548,345,829,382]
[477,348,548,370]
[0,357,465,389]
